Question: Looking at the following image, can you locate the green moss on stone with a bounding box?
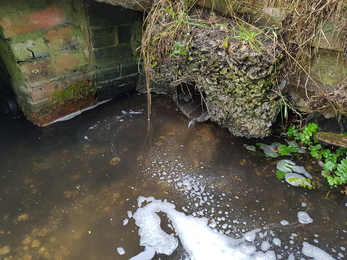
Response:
[316,132,347,148]
[51,81,96,106]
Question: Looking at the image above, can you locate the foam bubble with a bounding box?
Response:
[302,242,335,260]
[117,247,125,255]
[280,220,289,226]
[261,241,271,251]
[298,211,313,224]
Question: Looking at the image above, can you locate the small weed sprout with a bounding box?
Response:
[171,41,188,56]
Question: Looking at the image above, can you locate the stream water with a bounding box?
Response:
[0,93,346,260]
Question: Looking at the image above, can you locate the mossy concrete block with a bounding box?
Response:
[20,58,52,82]
[96,76,137,101]
[310,49,347,87]
[118,25,132,44]
[311,21,344,52]
[88,1,138,27]
[19,49,87,82]
[121,61,138,76]
[92,27,115,48]
[94,46,133,68]
[17,70,91,113]
[12,37,50,61]
[95,65,121,85]
[51,51,88,74]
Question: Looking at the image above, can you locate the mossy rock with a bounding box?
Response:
[316,132,347,148]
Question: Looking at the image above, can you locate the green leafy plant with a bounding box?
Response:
[275,169,287,179]
[285,123,347,186]
[277,144,299,156]
[288,123,318,146]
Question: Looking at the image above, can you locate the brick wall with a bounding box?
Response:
[0,0,142,125]
[87,0,141,101]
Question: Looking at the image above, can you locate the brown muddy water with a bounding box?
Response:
[0,93,346,260]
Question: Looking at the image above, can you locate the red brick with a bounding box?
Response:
[29,4,66,29]
[0,4,67,38]
[28,71,91,104]
[19,59,52,82]
[46,26,73,51]
[29,81,63,104]
[51,52,87,74]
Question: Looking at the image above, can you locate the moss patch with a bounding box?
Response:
[26,80,97,125]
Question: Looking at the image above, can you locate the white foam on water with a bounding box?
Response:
[273,238,281,246]
[136,151,340,259]
[117,247,125,255]
[261,241,271,252]
[302,242,335,260]
[132,197,178,255]
[280,220,289,226]
[297,211,313,224]
[131,197,335,260]
[129,245,156,260]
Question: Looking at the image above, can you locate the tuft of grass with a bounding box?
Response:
[232,22,264,53]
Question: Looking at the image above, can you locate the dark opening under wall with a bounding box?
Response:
[174,83,210,127]
[0,56,21,118]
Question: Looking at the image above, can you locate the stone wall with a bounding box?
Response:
[88,0,142,101]
[0,0,141,125]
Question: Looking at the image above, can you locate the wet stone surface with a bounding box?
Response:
[0,93,346,259]
[143,11,284,138]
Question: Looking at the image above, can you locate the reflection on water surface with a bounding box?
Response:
[0,93,346,259]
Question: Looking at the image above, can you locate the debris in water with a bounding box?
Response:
[285,173,313,188]
[280,220,288,226]
[277,159,296,173]
[0,246,11,255]
[110,157,121,165]
[256,143,279,158]
[243,144,256,152]
[276,159,313,188]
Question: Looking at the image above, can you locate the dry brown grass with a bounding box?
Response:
[140,0,347,119]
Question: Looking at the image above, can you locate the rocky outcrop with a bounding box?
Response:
[141,13,284,138]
